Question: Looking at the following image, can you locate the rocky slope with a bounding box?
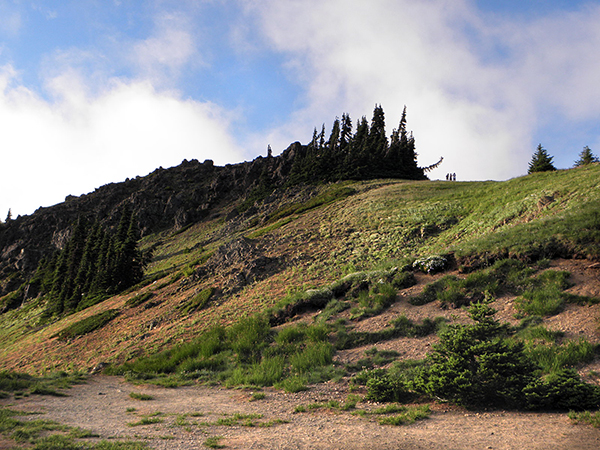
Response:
[0,142,305,298]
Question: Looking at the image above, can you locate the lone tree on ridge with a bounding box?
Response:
[528,144,556,174]
[574,146,599,167]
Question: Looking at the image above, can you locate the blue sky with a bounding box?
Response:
[1,0,600,217]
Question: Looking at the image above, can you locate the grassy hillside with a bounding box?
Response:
[1,164,599,394]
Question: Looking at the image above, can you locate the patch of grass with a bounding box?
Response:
[350,282,397,319]
[129,392,154,401]
[203,436,225,448]
[265,185,356,224]
[335,316,446,350]
[569,410,600,428]
[246,217,294,239]
[204,413,263,427]
[29,383,68,397]
[0,370,34,393]
[516,286,565,316]
[54,310,119,341]
[289,342,334,374]
[0,406,147,449]
[525,338,597,375]
[0,370,86,398]
[249,392,266,401]
[315,299,350,322]
[127,416,164,427]
[126,292,154,308]
[276,376,308,393]
[244,355,286,387]
[68,427,100,438]
[377,405,431,425]
[179,287,215,315]
[341,394,362,411]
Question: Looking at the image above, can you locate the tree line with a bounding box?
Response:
[287,105,426,184]
[528,144,599,174]
[32,204,146,320]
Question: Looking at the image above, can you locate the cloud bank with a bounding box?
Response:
[0,6,244,218]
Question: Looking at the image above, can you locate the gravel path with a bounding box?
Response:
[3,375,600,450]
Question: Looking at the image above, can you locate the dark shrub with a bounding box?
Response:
[524,369,600,411]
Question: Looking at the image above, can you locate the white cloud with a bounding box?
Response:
[244,0,600,180]
[0,65,243,218]
[130,12,200,85]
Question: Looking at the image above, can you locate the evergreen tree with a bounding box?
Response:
[345,116,370,179]
[414,302,538,408]
[339,113,353,154]
[318,124,326,150]
[310,127,318,149]
[367,104,388,176]
[64,217,89,311]
[327,118,341,153]
[574,146,599,167]
[528,144,556,174]
[111,205,144,292]
[38,207,145,319]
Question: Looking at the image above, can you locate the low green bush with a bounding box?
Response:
[365,370,415,403]
[524,369,600,410]
[410,302,600,410]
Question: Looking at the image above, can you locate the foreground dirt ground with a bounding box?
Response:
[2,375,600,450]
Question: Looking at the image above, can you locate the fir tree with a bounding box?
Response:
[327,118,341,153]
[367,104,388,176]
[414,302,538,408]
[528,144,556,174]
[574,146,599,167]
[339,113,353,154]
[345,116,370,179]
[38,207,145,318]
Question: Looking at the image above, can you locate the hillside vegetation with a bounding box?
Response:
[1,163,600,413]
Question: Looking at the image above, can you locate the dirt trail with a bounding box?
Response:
[3,375,600,450]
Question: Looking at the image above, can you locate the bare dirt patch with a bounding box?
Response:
[2,375,600,450]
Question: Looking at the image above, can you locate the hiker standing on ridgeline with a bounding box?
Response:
[445,173,449,181]
[453,173,456,181]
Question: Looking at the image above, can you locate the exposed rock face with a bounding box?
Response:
[197,237,281,295]
[0,142,303,296]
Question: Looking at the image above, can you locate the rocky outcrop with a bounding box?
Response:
[196,237,281,295]
[0,142,303,297]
